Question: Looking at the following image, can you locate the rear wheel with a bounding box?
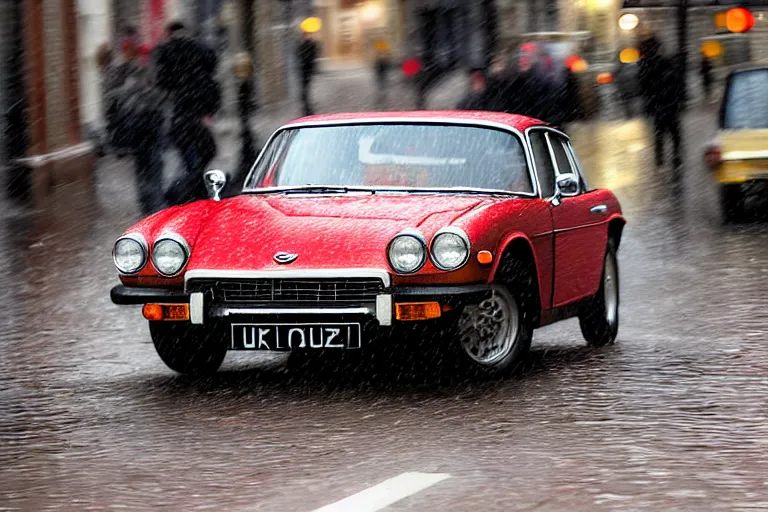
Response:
[150,322,227,375]
[720,184,744,223]
[579,241,619,347]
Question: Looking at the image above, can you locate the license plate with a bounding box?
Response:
[230,323,362,351]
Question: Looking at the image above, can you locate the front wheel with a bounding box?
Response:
[150,322,227,375]
[579,242,619,346]
[450,284,533,377]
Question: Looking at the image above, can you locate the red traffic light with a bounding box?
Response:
[725,7,755,33]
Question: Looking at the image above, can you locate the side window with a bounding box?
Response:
[548,134,574,177]
[566,142,590,191]
[529,131,555,197]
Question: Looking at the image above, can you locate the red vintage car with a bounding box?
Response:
[111,111,625,376]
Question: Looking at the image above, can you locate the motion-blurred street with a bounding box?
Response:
[2,67,768,511]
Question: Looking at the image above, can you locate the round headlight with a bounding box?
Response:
[152,236,189,276]
[388,233,427,274]
[113,235,147,274]
[431,229,470,271]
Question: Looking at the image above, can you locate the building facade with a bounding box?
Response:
[2,0,94,205]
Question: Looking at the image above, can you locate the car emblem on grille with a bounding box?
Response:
[273,252,298,264]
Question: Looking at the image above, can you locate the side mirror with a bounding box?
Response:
[204,170,227,201]
[556,173,579,198]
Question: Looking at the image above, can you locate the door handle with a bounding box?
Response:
[590,204,608,213]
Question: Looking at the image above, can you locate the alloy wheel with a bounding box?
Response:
[457,285,519,366]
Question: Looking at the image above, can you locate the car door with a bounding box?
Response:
[545,131,609,307]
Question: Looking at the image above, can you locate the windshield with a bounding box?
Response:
[723,69,768,130]
[245,123,533,195]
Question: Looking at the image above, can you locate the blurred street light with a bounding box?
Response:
[360,2,384,24]
[619,13,639,31]
[715,11,727,32]
[597,72,613,85]
[570,57,588,73]
[701,40,723,59]
[619,47,640,63]
[588,0,611,9]
[300,16,322,34]
[725,7,755,33]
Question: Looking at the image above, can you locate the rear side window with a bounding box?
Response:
[548,134,574,175]
[566,142,590,191]
[723,69,768,129]
[530,131,555,197]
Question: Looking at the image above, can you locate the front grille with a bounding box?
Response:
[189,278,385,305]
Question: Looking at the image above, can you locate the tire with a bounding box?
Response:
[579,241,619,347]
[720,184,744,224]
[149,322,227,375]
[448,258,535,378]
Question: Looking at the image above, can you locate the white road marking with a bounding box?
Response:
[312,472,451,512]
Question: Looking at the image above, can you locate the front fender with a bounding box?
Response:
[117,200,217,286]
[488,231,552,314]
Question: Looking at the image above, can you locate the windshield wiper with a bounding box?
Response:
[283,186,350,194]
[282,185,380,195]
[396,187,522,197]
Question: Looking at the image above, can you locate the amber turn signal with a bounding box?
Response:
[142,303,190,321]
[395,302,442,321]
[477,250,493,265]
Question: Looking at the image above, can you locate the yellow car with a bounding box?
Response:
[706,66,768,222]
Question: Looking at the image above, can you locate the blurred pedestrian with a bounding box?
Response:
[638,35,685,169]
[700,54,713,103]
[484,53,518,113]
[101,29,143,155]
[456,68,489,111]
[297,32,319,116]
[561,64,582,126]
[102,41,166,215]
[512,48,552,121]
[613,58,636,119]
[374,40,391,88]
[155,20,221,205]
[226,52,258,198]
[373,40,391,107]
[94,43,116,157]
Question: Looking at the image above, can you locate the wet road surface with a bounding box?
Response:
[3,100,768,511]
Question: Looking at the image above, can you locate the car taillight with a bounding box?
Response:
[704,145,722,170]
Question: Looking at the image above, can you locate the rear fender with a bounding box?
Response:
[607,214,626,249]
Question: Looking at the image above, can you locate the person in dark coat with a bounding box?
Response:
[484,53,519,113]
[154,21,220,205]
[103,42,166,215]
[456,69,490,111]
[561,66,582,125]
[297,32,319,116]
[512,56,552,121]
[700,55,713,103]
[638,35,685,169]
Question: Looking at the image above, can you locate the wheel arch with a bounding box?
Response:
[607,215,626,249]
[489,234,543,326]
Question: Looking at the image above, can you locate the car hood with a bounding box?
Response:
[186,193,495,272]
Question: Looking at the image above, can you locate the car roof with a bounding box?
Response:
[282,111,550,133]
[728,65,768,77]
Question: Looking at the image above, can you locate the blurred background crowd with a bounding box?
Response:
[1,0,767,213]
